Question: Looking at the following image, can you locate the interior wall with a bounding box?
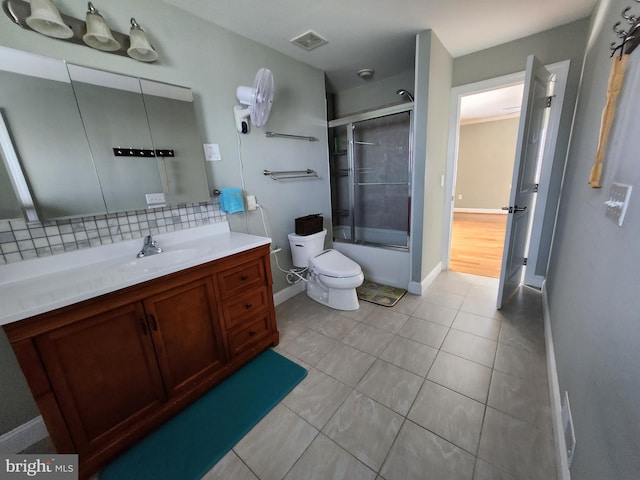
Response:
[0,0,330,435]
[421,34,453,278]
[410,30,452,291]
[453,18,590,277]
[546,0,640,478]
[455,117,519,209]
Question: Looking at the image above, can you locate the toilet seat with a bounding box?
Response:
[310,249,361,278]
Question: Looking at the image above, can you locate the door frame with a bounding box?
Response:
[442,60,570,287]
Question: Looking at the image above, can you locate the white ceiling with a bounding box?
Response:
[163,0,597,92]
[460,83,525,123]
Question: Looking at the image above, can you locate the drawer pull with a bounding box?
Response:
[240,275,249,281]
[150,315,158,331]
[140,319,148,335]
[249,331,256,337]
[245,303,252,310]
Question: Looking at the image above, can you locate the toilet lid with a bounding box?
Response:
[311,249,362,278]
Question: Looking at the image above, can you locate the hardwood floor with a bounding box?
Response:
[449,212,507,278]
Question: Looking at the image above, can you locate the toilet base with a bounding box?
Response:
[306,275,361,311]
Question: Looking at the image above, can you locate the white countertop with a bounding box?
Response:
[0,222,271,326]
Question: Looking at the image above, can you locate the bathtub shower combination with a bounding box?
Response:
[328,103,413,289]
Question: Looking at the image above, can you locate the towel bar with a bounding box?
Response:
[265,132,317,142]
[263,169,318,180]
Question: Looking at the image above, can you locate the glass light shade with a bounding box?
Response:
[26,0,73,39]
[83,11,120,51]
[127,20,158,62]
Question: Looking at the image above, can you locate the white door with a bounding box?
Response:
[497,56,552,308]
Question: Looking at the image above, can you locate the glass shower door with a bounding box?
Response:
[329,107,412,249]
[329,124,352,241]
[353,112,411,247]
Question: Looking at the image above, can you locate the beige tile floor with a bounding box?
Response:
[205,271,557,480]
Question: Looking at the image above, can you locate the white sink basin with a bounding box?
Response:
[118,249,205,273]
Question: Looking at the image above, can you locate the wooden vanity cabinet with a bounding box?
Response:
[33,302,168,456]
[142,276,226,398]
[3,244,279,479]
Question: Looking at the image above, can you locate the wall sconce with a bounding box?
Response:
[2,0,159,63]
[83,2,120,51]
[25,0,72,39]
[128,18,158,62]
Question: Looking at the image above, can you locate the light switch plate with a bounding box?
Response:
[605,183,632,226]
[203,143,222,161]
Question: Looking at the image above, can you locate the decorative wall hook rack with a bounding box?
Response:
[113,148,174,157]
[265,132,317,142]
[263,169,318,180]
[609,2,640,56]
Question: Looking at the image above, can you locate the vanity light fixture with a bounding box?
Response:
[127,18,158,62]
[25,0,73,39]
[83,2,120,51]
[4,0,159,62]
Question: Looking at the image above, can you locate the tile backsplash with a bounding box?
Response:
[0,199,225,265]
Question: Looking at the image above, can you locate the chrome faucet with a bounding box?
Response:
[137,235,162,258]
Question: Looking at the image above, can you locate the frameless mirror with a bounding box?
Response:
[139,79,210,206]
[0,46,210,222]
[68,65,164,213]
[0,47,108,220]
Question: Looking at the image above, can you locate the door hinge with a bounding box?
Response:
[534,183,539,193]
[523,257,528,266]
[545,96,553,108]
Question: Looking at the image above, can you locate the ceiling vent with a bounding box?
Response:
[290,30,328,51]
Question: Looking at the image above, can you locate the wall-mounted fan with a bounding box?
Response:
[233,68,274,133]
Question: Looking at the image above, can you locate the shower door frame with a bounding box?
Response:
[328,103,414,250]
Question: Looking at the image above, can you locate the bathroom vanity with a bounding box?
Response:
[0,223,279,478]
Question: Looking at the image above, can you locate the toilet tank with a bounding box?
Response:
[288,229,327,267]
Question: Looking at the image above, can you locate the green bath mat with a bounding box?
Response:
[357,281,407,307]
[100,349,306,480]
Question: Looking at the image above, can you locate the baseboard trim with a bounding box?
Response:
[408,261,442,295]
[453,208,508,214]
[0,416,48,454]
[273,281,306,306]
[542,282,571,480]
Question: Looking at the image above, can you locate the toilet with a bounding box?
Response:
[288,229,364,310]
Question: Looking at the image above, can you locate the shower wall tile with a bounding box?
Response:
[0,198,225,265]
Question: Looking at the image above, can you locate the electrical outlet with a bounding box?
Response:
[246,194,257,211]
[145,193,166,205]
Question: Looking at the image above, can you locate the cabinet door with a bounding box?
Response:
[143,276,226,398]
[34,302,166,455]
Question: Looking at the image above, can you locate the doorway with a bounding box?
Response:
[443,61,570,288]
[449,83,524,278]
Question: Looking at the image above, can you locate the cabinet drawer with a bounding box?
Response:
[218,258,266,299]
[227,314,270,357]
[222,286,269,330]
